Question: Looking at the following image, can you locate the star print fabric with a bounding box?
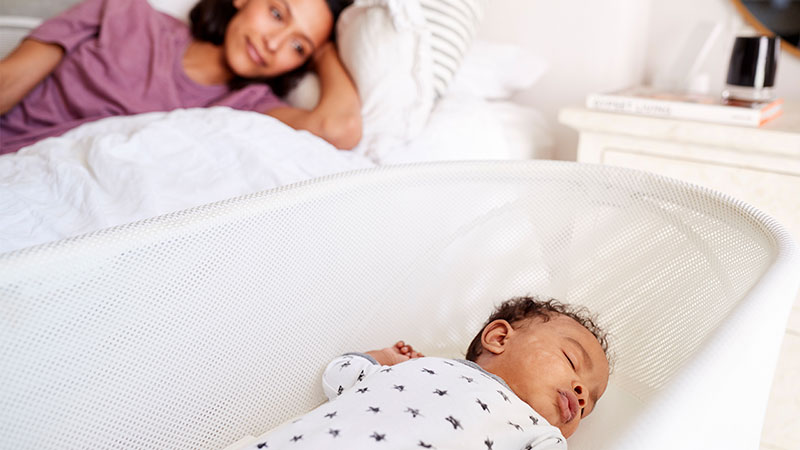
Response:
[246,355,567,449]
[322,353,384,401]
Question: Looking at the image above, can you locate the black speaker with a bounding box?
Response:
[723,36,780,102]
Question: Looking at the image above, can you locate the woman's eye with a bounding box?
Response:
[270,7,282,21]
[292,41,305,56]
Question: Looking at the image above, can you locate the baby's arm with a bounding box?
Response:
[321,353,380,400]
[321,341,424,401]
[521,436,568,450]
[366,340,424,365]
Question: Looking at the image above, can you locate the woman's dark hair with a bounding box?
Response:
[189,0,353,96]
[465,296,611,367]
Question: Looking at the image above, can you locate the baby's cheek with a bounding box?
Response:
[538,351,568,373]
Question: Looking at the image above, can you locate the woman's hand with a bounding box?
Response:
[266,41,362,150]
[311,41,335,67]
[366,341,425,366]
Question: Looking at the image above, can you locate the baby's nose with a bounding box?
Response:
[573,383,587,408]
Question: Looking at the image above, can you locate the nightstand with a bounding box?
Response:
[559,102,800,239]
[560,102,800,450]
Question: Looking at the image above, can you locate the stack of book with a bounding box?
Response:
[586,86,783,127]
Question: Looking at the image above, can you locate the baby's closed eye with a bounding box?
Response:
[563,351,575,369]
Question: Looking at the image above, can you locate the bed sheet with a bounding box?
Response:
[0,95,550,254]
[0,107,374,254]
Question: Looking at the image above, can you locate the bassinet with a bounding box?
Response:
[1,161,797,450]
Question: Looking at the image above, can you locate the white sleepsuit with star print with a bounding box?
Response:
[245,354,568,450]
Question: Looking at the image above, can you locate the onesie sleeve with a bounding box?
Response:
[27,0,136,53]
[321,353,384,401]
[522,432,568,449]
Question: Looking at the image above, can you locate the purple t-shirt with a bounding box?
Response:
[0,0,284,154]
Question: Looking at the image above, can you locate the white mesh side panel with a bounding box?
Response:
[1,161,797,450]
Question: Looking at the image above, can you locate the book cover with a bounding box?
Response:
[586,86,783,127]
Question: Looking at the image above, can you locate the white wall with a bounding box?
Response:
[478,0,800,161]
[645,0,800,100]
[477,0,653,160]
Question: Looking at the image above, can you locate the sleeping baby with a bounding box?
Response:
[246,297,610,449]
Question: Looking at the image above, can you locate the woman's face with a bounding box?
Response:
[225,0,333,78]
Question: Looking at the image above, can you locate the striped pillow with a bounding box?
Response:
[419,0,486,98]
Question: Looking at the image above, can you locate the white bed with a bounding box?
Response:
[0,1,553,255]
[2,2,799,449]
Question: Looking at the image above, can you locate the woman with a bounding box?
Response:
[0,0,361,154]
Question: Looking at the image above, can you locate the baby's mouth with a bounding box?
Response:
[558,390,580,423]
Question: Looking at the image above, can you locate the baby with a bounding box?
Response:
[247,297,610,449]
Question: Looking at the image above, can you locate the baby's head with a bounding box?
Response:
[466,297,610,438]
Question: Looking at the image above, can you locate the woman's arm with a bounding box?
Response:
[266,42,362,150]
[0,39,64,115]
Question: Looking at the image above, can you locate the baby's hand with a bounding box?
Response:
[366,341,424,366]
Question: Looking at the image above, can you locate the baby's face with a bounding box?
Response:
[477,314,610,438]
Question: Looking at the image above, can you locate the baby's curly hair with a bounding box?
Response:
[465,296,610,364]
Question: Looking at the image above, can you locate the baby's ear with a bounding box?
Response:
[481,320,513,355]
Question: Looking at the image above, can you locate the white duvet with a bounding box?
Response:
[0,107,375,254]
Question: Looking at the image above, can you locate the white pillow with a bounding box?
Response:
[148,0,196,21]
[335,0,487,160]
[381,96,554,164]
[419,0,485,98]
[0,16,42,59]
[336,0,435,160]
[450,40,549,100]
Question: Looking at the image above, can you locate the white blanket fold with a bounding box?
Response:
[0,107,375,254]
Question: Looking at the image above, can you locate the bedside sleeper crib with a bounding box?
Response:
[1,161,797,450]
